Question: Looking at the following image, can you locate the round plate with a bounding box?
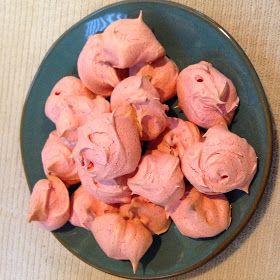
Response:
[20,0,272,279]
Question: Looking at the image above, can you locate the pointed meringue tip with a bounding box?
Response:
[240,186,249,194]
[200,60,212,69]
[138,10,143,21]
[28,212,37,223]
[131,260,139,274]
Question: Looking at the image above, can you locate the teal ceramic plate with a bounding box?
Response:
[21,0,272,279]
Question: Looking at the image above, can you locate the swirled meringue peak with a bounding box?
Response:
[77,34,127,96]
[148,117,201,157]
[171,186,231,238]
[41,131,79,186]
[120,196,171,235]
[177,61,239,129]
[90,213,153,273]
[111,76,168,140]
[181,124,257,194]
[28,176,70,231]
[127,150,185,211]
[45,77,110,145]
[73,106,141,181]
[99,12,165,69]
[69,185,118,229]
[130,56,179,102]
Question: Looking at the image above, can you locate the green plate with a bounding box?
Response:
[20,0,272,279]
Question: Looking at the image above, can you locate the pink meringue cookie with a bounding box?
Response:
[90,213,153,273]
[78,167,132,204]
[45,77,110,146]
[73,106,141,181]
[127,150,185,211]
[120,196,171,235]
[28,176,70,231]
[46,76,95,99]
[177,61,239,129]
[171,186,231,238]
[41,131,79,186]
[111,76,168,140]
[77,34,128,96]
[130,56,179,102]
[69,185,118,229]
[181,124,257,194]
[45,76,94,123]
[98,12,165,69]
[148,117,200,157]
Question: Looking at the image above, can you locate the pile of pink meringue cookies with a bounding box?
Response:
[28,12,257,273]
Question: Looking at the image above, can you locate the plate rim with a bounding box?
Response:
[20,0,273,279]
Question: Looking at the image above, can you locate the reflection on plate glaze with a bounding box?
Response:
[85,13,127,38]
[218,27,230,39]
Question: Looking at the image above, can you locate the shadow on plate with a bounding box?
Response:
[141,235,162,273]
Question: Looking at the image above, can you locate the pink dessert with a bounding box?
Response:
[41,131,79,186]
[130,56,179,102]
[69,185,118,229]
[28,176,70,231]
[177,61,239,129]
[45,76,95,99]
[90,213,153,273]
[77,34,127,96]
[128,150,185,211]
[120,196,171,235]
[171,186,231,238]
[148,117,200,157]
[78,170,132,204]
[73,106,141,180]
[45,76,94,123]
[98,12,165,69]
[181,124,257,194]
[45,76,110,146]
[111,76,168,140]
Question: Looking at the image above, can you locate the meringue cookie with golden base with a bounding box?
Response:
[177,61,239,129]
[130,56,179,102]
[148,117,200,157]
[171,186,231,238]
[181,124,257,194]
[111,76,168,140]
[69,186,118,229]
[28,176,70,231]
[90,213,153,273]
[120,196,171,235]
